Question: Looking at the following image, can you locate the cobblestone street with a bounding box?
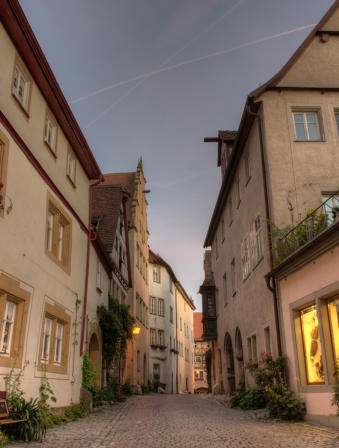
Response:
[10,394,339,448]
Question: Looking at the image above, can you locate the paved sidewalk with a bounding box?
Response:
[10,394,339,448]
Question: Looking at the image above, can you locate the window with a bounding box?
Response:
[41,317,52,361]
[12,60,31,113]
[241,234,251,280]
[170,306,173,323]
[293,111,321,141]
[153,265,160,283]
[231,258,236,295]
[327,298,339,371]
[250,215,263,267]
[45,194,72,273]
[223,273,227,306]
[322,193,339,225]
[150,296,156,315]
[299,304,324,384]
[158,330,165,346]
[195,355,201,363]
[150,328,156,345]
[54,322,63,364]
[158,298,165,317]
[39,301,70,374]
[44,113,57,155]
[66,149,76,185]
[0,301,16,355]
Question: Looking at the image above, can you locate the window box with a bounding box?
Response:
[159,345,167,351]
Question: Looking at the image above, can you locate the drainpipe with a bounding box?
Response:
[247,102,282,357]
[80,175,104,356]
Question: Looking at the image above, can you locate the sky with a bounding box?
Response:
[19,0,334,310]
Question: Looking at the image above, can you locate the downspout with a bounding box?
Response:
[80,175,104,356]
[247,102,282,356]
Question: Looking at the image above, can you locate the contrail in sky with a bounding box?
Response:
[84,0,246,127]
[73,23,315,110]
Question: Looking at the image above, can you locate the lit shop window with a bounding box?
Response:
[299,304,324,384]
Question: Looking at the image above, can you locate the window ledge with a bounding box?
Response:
[44,140,57,159]
[96,287,103,294]
[245,176,252,187]
[66,174,76,189]
[293,139,325,143]
[232,291,237,297]
[236,200,241,209]
[252,256,264,272]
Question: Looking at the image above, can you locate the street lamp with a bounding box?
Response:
[132,325,141,335]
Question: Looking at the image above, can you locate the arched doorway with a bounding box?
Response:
[224,333,235,394]
[235,327,245,387]
[88,332,101,386]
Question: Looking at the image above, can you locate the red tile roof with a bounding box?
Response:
[194,312,204,341]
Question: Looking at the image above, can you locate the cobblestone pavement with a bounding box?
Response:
[11,394,339,448]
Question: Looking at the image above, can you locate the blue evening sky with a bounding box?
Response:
[19,0,334,310]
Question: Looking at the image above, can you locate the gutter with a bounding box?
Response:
[80,175,104,356]
[247,100,282,357]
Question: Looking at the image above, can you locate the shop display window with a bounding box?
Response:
[327,298,339,376]
[299,304,324,384]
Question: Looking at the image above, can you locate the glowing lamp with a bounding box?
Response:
[132,326,141,335]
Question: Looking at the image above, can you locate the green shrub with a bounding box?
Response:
[122,381,132,397]
[64,403,88,421]
[331,358,339,415]
[230,387,266,410]
[82,353,99,390]
[266,386,306,421]
[0,430,8,448]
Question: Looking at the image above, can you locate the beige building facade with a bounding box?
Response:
[102,161,149,388]
[203,2,339,400]
[0,0,110,407]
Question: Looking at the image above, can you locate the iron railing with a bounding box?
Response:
[272,191,339,266]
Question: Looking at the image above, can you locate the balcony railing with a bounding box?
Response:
[272,191,339,266]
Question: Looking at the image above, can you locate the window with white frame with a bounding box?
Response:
[293,110,322,141]
[241,234,251,280]
[250,215,263,267]
[54,322,63,364]
[150,328,156,345]
[0,301,16,355]
[41,317,52,361]
[153,265,160,283]
[170,306,173,323]
[12,62,30,111]
[44,114,57,154]
[150,296,156,315]
[322,193,339,225]
[66,149,76,185]
[158,298,165,317]
[158,329,165,346]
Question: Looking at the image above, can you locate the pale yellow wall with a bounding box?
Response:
[0,23,90,225]
[126,164,149,386]
[0,124,89,407]
[176,287,194,393]
[261,89,339,229]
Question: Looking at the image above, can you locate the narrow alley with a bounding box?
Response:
[11,395,338,448]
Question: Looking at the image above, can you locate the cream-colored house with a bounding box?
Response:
[0,0,110,407]
[202,0,339,408]
[102,160,150,389]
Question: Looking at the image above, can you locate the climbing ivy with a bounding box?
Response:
[97,295,134,384]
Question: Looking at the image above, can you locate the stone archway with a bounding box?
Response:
[224,333,235,394]
[235,327,245,387]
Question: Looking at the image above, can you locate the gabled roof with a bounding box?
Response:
[92,185,126,252]
[101,172,136,222]
[149,248,195,310]
[0,0,101,179]
[194,312,204,341]
[251,1,339,99]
